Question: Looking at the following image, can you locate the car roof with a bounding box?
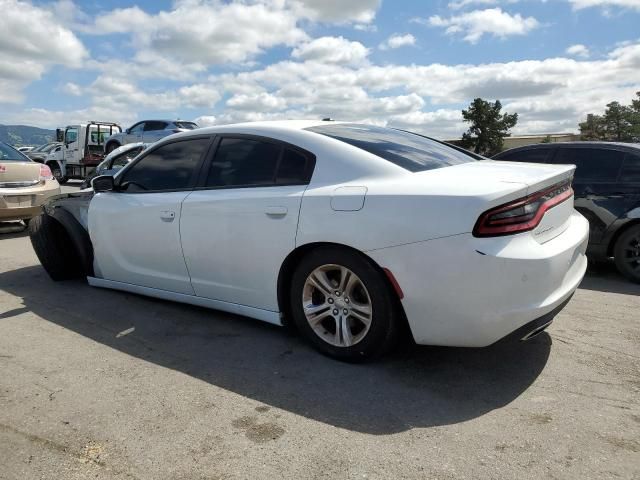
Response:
[499,141,640,155]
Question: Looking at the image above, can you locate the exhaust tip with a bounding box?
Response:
[521,320,553,341]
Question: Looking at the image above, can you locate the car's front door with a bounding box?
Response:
[125,122,145,144]
[180,136,315,311]
[89,137,212,294]
[550,146,626,244]
[63,126,79,164]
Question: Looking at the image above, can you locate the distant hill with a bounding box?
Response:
[0,124,55,147]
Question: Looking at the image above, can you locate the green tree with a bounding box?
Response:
[603,101,634,141]
[579,114,606,140]
[460,98,518,156]
[578,92,640,142]
[540,135,552,143]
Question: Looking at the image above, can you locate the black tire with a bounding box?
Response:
[289,247,400,362]
[29,213,83,281]
[48,163,68,184]
[613,224,640,283]
[105,142,119,154]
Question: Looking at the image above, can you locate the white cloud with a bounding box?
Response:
[448,0,519,9]
[291,36,370,64]
[290,0,381,23]
[566,44,590,57]
[426,8,539,43]
[226,92,287,111]
[89,1,307,66]
[63,82,83,96]
[0,0,88,103]
[569,0,640,10]
[379,33,416,50]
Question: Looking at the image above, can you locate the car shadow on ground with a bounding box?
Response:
[580,261,640,295]
[1,265,552,435]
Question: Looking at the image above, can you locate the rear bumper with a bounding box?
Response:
[0,181,60,221]
[368,211,589,347]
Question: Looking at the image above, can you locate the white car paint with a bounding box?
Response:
[86,120,589,346]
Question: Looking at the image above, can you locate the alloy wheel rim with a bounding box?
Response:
[623,234,640,271]
[302,264,373,347]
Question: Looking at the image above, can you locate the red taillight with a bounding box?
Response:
[473,180,573,237]
[39,164,54,181]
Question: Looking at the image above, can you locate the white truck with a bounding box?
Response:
[44,122,122,184]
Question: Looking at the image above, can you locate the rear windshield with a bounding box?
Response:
[0,143,30,162]
[175,122,198,130]
[306,123,477,172]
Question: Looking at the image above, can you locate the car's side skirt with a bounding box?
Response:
[87,277,283,326]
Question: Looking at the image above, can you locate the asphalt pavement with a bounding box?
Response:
[0,182,638,479]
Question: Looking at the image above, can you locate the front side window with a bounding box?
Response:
[65,128,78,144]
[120,139,209,191]
[306,123,476,172]
[552,148,625,182]
[129,123,144,134]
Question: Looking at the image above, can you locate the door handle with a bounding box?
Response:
[160,210,176,221]
[265,206,288,217]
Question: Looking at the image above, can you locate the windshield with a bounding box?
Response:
[175,122,198,130]
[306,123,477,172]
[0,143,31,162]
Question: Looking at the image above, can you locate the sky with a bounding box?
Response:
[1,0,640,139]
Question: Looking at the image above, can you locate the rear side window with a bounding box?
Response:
[144,121,168,131]
[0,143,30,161]
[497,148,550,163]
[121,138,209,191]
[306,123,475,172]
[205,138,313,188]
[620,152,640,183]
[552,147,625,182]
[175,122,198,130]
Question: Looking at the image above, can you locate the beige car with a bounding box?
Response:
[0,142,60,223]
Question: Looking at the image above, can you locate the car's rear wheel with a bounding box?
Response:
[290,247,399,362]
[29,213,83,281]
[613,224,640,283]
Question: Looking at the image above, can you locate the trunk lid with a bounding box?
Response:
[0,161,41,187]
[411,160,576,243]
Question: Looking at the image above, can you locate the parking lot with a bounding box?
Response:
[0,181,638,480]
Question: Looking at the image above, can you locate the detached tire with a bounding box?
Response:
[613,224,640,283]
[29,213,83,281]
[290,247,400,362]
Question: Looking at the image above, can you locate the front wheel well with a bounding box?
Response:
[277,242,408,333]
[607,220,640,257]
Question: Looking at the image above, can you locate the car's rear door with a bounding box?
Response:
[550,145,626,244]
[180,135,315,312]
[142,121,170,143]
[89,136,212,294]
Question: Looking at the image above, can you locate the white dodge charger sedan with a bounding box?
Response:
[30,121,589,361]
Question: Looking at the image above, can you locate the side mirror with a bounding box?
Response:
[56,129,64,142]
[125,128,131,134]
[92,175,115,193]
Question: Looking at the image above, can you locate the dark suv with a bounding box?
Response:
[493,142,640,282]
